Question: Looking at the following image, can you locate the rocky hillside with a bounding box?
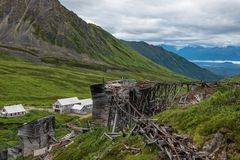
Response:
[0,0,187,81]
[124,41,222,81]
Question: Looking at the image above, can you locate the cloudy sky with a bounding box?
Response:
[60,0,240,47]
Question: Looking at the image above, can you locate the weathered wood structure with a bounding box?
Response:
[91,81,206,127]
[91,80,208,159]
[18,116,56,157]
[0,150,8,160]
[91,84,112,126]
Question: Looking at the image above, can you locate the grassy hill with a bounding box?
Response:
[155,84,240,159]
[225,75,240,82]
[0,50,188,107]
[124,41,222,81]
[53,128,159,160]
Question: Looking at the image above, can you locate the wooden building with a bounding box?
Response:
[0,104,26,117]
[53,97,81,114]
[71,98,93,115]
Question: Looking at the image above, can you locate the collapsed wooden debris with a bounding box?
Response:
[123,144,141,153]
[90,80,212,159]
[66,124,90,134]
[134,119,204,160]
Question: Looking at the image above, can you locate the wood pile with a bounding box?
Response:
[134,119,205,160]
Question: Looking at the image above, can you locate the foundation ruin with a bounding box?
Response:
[18,115,56,157]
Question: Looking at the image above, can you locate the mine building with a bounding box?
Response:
[71,98,93,115]
[18,116,56,157]
[53,97,81,114]
[0,104,26,117]
[106,79,136,88]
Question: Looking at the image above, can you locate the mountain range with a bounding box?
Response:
[161,45,240,60]
[161,44,240,76]
[124,41,221,81]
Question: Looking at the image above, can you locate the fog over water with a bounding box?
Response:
[191,60,240,65]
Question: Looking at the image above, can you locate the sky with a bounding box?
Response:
[59,0,240,47]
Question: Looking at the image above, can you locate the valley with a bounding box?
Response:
[162,45,240,77]
[0,0,239,159]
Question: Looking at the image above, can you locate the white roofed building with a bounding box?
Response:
[71,99,93,115]
[53,97,81,114]
[0,104,26,117]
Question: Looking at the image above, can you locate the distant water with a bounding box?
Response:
[191,60,240,65]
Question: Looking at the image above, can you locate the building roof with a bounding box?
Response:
[79,98,93,106]
[72,104,84,111]
[56,97,81,106]
[71,99,93,111]
[3,104,26,114]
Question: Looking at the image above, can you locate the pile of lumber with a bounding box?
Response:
[134,119,205,160]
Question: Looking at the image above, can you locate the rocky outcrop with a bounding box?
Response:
[0,0,115,64]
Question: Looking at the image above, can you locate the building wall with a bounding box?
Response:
[2,112,26,118]
[18,116,55,157]
[71,105,92,115]
[90,84,112,126]
[53,104,73,114]
[21,136,49,157]
[0,150,8,160]
[61,105,73,114]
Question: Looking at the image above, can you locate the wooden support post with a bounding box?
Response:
[112,109,118,133]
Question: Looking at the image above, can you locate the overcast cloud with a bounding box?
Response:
[59,0,240,47]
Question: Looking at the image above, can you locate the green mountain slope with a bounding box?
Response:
[0,0,187,82]
[124,41,222,81]
[0,50,188,107]
[155,86,240,159]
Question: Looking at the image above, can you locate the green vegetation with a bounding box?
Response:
[154,87,240,158]
[1,0,189,86]
[53,128,159,160]
[0,110,91,150]
[225,75,240,82]
[0,51,188,107]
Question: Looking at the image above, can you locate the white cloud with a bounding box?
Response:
[59,0,240,46]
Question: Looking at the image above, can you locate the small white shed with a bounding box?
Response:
[0,104,26,117]
[71,98,93,115]
[53,97,81,114]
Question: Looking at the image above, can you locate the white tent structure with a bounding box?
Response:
[0,104,26,117]
[53,97,81,114]
[71,99,93,115]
